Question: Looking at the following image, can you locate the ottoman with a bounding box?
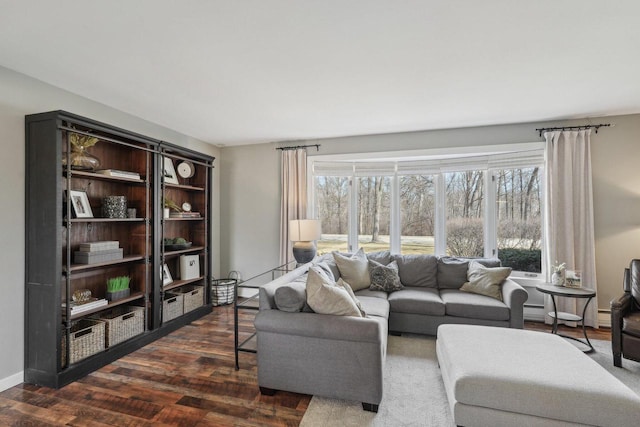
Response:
[436,324,640,427]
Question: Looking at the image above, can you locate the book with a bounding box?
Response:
[96,169,141,179]
[79,241,120,252]
[74,249,123,264]
[62,298,108,315]
[169,212,201,218]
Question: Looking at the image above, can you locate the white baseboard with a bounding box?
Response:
[0,371,23,392]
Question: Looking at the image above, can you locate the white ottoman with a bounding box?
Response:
[436,324,640,427]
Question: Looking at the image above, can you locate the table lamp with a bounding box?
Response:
[290,219,321,264]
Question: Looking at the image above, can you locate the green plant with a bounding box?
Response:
[107,276,130,293]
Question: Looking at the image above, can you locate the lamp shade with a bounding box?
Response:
[289,219,321,242]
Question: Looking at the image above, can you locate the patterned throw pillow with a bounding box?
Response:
[369,259,403,292]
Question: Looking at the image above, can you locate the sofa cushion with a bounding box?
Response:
[306,268,363,317]
[333,248,371,291]
[314,260,337,281]
[358,296,391,319]
[437,257,501,289]
[274,277,313,313]
[460,261,512,301]
[367,250,392,265]
[387,287,445,316]
[355,288,389,299]
[393,254,438,288]
[622,312,640,338]
[440,289,510,321]
[369,259,403,292]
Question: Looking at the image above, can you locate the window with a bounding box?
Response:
[310,144,545,275]
[399,175,436,254]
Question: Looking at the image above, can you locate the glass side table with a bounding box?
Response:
[536,283,596,353]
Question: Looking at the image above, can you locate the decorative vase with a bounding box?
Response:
[63,145,101,171]
[102,196,127,218]
[552,272,564,286]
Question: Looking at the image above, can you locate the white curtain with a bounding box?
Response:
[279,149,308,265]
[543,130,598,328]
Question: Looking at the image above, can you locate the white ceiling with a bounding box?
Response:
[1,1,639,146]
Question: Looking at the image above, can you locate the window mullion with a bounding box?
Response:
[434,173,446,255]
[348,176,358,252]
[485,170,497,258]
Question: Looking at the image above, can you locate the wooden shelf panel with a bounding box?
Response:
[65,170,147,184]
[65,254,146,273]
[67,218,147,224]
[164,183,204,192]
[163,276,205,291]
[65,292,146,321]
[163,246,205,257]
[163,217,204,222]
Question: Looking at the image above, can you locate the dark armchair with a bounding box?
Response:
[611,259,640,367]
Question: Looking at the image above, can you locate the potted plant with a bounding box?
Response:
[106,276,130,301]
[551,261,566,286]
[163,197,182,218]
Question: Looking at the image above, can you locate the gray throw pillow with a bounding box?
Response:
[460,261,512,301]
[367,250,392,265]
[274,278,313,312]
[369,259,403,292]
[315,261,336,281]
[332,248,371,291]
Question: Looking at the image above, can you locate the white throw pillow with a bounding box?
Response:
[306,268,363,317]
[338,278,366,317]
[332,248,370,291]
[460,261,512,301]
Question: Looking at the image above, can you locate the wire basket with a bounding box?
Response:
[211,278,236,306]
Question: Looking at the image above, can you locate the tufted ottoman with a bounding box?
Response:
[436,324,640,427]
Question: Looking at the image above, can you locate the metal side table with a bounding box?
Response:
[536,283,596,353]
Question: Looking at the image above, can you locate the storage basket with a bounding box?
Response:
[61,319,105,367]
[163,292,184,322]
[91,306,144,347]
[175,284,204,313]
[211,279,236,306]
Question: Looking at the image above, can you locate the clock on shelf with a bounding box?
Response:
[177,160,195,178]
[181,202,192,212]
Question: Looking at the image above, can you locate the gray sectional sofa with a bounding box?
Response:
[254,252,528,412]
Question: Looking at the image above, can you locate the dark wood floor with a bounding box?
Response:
[0,305,610,426]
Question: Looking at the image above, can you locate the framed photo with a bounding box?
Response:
[163,157,179,185]
[565,270,582,288]
[69,190,93,218]
[162,264,173,286]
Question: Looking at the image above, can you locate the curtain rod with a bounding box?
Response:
[535,123,611,138]
[276,144,321,151]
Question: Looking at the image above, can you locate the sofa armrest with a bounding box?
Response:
[501,278,528,329]
[254,310,385,344]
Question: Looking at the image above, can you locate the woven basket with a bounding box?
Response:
[211,279,236,306]
[61,319,105,367]
[91,306,144,347]
[163,292,184,322]
[175,285,204,313]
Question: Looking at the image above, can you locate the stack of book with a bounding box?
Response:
[74,241,124,264]
[96,169,141,180]
[169,212,201,218]
[62,298,108,316]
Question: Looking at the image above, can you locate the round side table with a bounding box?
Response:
[535,283,596,353]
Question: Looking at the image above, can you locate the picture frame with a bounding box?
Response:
[565,270,582,288]
[69,190,93,218]
[163,157,179,185]
[162,264,173,286]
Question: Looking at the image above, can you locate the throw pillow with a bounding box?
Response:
[274,278,313,313]
[338,278,366,317]
[314,261,336,281]
[306,268,363,317]
[332,248,370,291]
[393,254,438,287]
[460,261,512,301]
[369,259,403,292]
[437,257,501,289]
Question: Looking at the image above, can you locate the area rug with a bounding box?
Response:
[299,334,640,427]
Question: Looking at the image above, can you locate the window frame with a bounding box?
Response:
[309,143,545,276]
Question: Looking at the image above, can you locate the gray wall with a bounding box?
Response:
[0,66,220,389]
[221,114,640,315]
